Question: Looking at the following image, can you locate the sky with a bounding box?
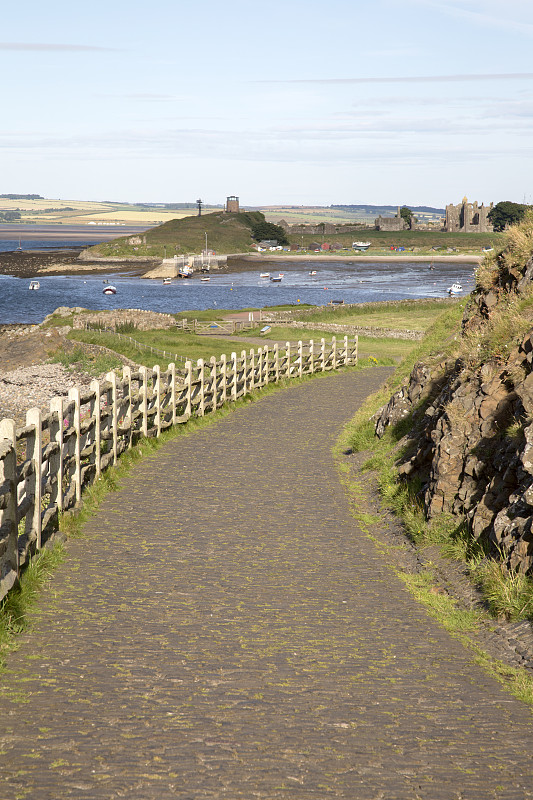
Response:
[1,0,532,207]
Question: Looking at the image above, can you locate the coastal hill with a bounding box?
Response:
[85,210,273,259]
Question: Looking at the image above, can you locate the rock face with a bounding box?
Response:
[375,245,533,574]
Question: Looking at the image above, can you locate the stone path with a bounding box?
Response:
[1,368,532,799]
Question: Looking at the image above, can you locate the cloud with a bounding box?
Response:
[279,73,533,85]
[403,0,533,35]
[0,42,118,52]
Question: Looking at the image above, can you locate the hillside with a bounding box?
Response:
[86,211,267,258]
[374,213,533,578]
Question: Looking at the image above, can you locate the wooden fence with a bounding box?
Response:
[0,336,358,602]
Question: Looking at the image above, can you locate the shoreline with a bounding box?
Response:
[233,253,483,264]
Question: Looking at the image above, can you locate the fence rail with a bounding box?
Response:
[0,336,358,603]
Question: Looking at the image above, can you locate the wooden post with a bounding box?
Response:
[0,419,19,594]
[210,356,217,413]
[309,339,315,374]
[89,380,101,477]
[285,341,291,378]
[220,354,227,404]
[198,359,205,416]
[153,364,161,437]
[25,408,42,549]
[332,336,337,369]
[320,338,326,372]
[67,389,82,502]
[184,361,192,419]
[122,367,132,449]
[249,349,255,390]
[168,363,176,426]
[241,350,247,396]
[139,366,148,437]
[343,335,349,366]
[105,373,118,464]
[231,352,238,401]
[50,398,64,508]
[354,335,358,364]
[298,340,303,378]
[273,343,280,383]
[263,345,269,385]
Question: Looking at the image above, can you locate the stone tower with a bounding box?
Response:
[226,196,240,213]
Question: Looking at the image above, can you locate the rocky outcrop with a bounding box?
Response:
[375,239,533,574]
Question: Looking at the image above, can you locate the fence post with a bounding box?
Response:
[210,356,217,413]
[241,350,247,396]
[122,367,132,449]
[273,343,279,383]
[343,335,349,366]
[67,389,82,504]
[231,352,238,401]
[198,359,205,416]
[184,361,192,419]
[105,373,118,463]
[263,345,269,385]
[298,340,303,378]
[88,380,101,477]
[320,338,326,372]
[169,363,176,426]
[0,418,19,593]
[49,398,64,508]
[354,335,358,364]
[332,336,337,369]
[309,339,315,374]
[139,366,148,437]
[249,349,255,391]
[285,341,291,379]
[220,354,227,404]
[153,364,161,437]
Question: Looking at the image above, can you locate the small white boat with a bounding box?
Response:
[28,280,40,290]
[447,282,463,295]
[103,285,117,295]
[352,241,371,251]
[200,276,210,282]
[162,277,172,285]
[260,272,270,278]
[309,270,317,276]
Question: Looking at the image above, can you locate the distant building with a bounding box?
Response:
[225,195,240,213]
[445,197,493,232]
[375,207,408,231]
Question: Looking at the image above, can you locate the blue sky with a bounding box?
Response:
[1,0,532,207]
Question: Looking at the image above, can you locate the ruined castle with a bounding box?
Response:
[444,197,493,233]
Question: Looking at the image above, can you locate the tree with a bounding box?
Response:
[250,219,289,246]
[488,201,528,232]
[399,206,413,227]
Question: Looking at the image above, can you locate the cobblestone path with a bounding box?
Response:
[1,368,532,799]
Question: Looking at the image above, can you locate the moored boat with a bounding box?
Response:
[28,280,40,290]
[260,272,270,278]
[447,282,463,295]
[103,285,117,295]
[352,241,371,251]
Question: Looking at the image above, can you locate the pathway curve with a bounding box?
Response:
[0,368,532,799]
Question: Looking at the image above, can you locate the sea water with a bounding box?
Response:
[0,259,476,325]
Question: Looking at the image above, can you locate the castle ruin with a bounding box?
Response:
[445,197,493,233]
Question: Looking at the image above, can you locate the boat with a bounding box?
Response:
[260,272,270,278]
[162,277,172,285]
[309,270,317,276]
[103,285,117,295]
[270,276,282,283]
[28,280,40,290]
[178,265,193,278]
[447,282,463,295]
[352,241,371,251]
[200,276,210,282]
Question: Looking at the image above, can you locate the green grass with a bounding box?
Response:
[50,345,122,375]
[299,298,458,331]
